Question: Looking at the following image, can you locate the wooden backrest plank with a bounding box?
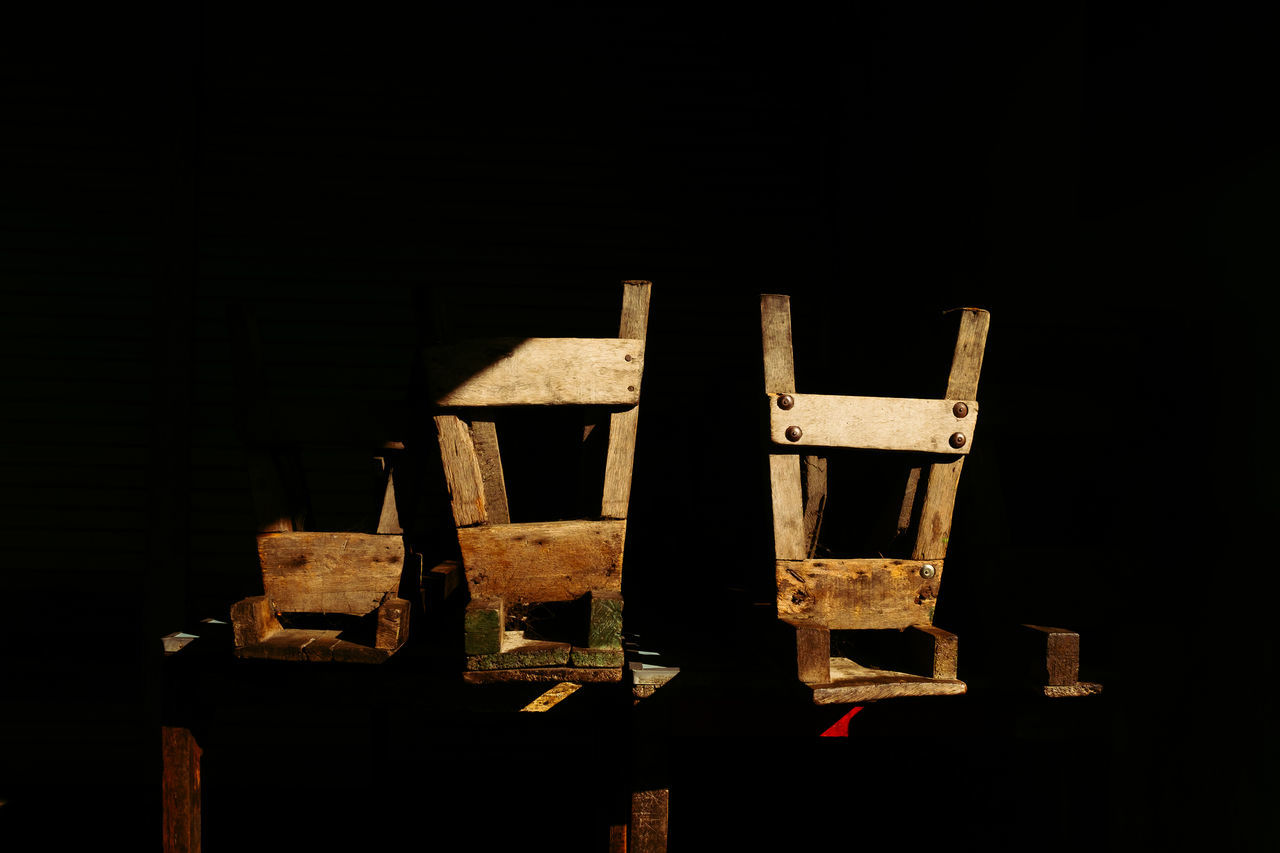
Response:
[257,532,405,615]
[776,557,944,629]
[434,414,488,527]
[457,519,626,604]
[768,393,976,454]
[426,337,645,407]
[602,281,652,519]
[761,294,807,559]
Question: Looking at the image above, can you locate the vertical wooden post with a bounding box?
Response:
[602,280,651,519]
[161,726,201,853]
[761,294,807,560]
[911,308,990,562]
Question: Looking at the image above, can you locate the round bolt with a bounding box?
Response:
[949,432,966,449]
[624,354,633,362]
[953,401,969,419]
[785,425,803,442]
[920,564,936,579]
[777,394,795,410]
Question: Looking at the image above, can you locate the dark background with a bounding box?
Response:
[2,2,1275,849]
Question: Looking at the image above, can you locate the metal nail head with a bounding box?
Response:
[777,394,794,410]
[785,425,803,442]
[950,432,966,448]
[920,564,936,579]
[953,401,969,419]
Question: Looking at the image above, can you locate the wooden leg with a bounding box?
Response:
[1020,624,1103,697]
[630,788,669,853]
[375,597,411,652]
[162,726,201,853]
[782,618,830,684]
[906,624,959,680]
[463,596,505,655]
[229,595,280,648]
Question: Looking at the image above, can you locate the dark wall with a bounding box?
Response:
[2,2,1275,849]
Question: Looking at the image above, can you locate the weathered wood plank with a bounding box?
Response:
[469,420,510,525]
[768,393,976,454]
[781,617,830,684]
[521,681,583,712]
[802,455,827,558]
[466,631,571,670]
[162,726,201,853]
[457,519,625,603]
[760,293,796,394]
[571,647,626,668]
[434,414,487,527]
[256,532,405,615]
[601,281,651,519]
[1044,682,1104,698]
[913,308,990,561]
[464,597,505,655]
[777,558,943,629]
[426,337,645,406]
[233,629,390,663]
[462,665,623,684]
[375,597,411,651]
[230,595,281,648]
[630,788,670,853]
[811,657,966,704]
[587,590,624,649]
[770,454,806,560]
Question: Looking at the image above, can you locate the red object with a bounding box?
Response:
[819,705,864,737]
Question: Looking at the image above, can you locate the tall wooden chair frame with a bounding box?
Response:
[429,281,651,684]
[228,309,412,664]
[761,294,989,703]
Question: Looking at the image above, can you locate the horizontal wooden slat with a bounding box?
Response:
[457,519,625,603]
[810,657,966,704]
[425,337,644,406]
[767,393,976,454]
[256,532,405,615]
[776,558,943,629]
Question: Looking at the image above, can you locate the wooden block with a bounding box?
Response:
[434,414,487,527]
[463,666,623,685]
[908,624,959,680]
[469,420,510,525]
[457,519,625,604]
[464,597,505,655]
[811,657,966,704]
[571,647,626,668]
[587,590,624,649]
[428,559,462,602]
[1022,624,1081,686]
[782,617,830,684]
[256,532,405,615]
[777,558,943,629]
[375,597,411,651]
[1044,682,1103,698]
[375,467,402,535]
[630,788,669,853]
[162,726,201,853]
[230,595,281,648]
[466,632,571,670]
[767,393,976,454]
[425,337,645,406]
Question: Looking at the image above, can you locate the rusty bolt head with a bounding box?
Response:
[777,394,795,410]
[953,401,969,419]
[624,353,633,362]
[950,432,966,449]
[920,564,936,579]
[785,425,803,442]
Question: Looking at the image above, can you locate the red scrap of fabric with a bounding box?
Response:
[819,705,864,737]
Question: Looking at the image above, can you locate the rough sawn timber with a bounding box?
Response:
[768,392,976,454]
[457,519,625,604]
[810,657,966,704]
[256,532,405,615]
[777,558,943,629]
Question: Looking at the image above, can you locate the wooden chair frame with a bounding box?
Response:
[761,294,989,703]
[228,307,412,663]
[429,280,651,684]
